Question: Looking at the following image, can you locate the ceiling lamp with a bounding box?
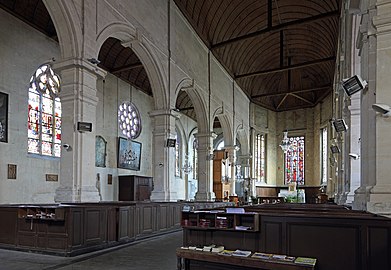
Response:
[341,75,367,96]
[279,131,291,153]
[118,101,141,139]
[182,153,193,175]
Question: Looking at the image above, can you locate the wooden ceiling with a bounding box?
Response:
[173,0,342,111]
[1,0,342,115]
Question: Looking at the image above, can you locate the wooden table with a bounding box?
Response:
[176,249,315,270]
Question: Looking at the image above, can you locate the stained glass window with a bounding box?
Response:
[284,136,305,185]
[321,128,328,184]
[193,138,198,179]
[28,64,61,157]
[175,131,180,177]
[255,134,266,182]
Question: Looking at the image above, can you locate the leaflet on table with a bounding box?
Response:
[294,257,317,266]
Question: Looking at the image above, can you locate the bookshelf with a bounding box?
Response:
[181,211,259,232]
[17,206,65,221]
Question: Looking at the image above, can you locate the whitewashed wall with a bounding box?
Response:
[0,9,61,203]
[95,74,154,201]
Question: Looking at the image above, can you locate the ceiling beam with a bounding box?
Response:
[251,85,331,99]
[111,62,143,74]
[212,10,340,49]
[235,56,335,79]
[276,94,289,110]
[289,93,314,105]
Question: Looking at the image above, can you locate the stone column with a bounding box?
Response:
[347,94,361,204]
[353,7,377,210]
[366,1,391,216]
[194,133,215,201]
[54,58,106,202]
[149,109,178,201]
[225,146,238,196]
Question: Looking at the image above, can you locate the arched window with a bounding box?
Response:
[192,137,198,179]
[285,136,305,185]
[28,64,61,157]
[255,134,266,182]
[320,128,328,185]
[175,129,181,177]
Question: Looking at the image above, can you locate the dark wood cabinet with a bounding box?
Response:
[119,175,153,201]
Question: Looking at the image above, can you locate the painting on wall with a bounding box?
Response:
[0,92,8,143]
[118,137,142,170]
[95,135,107,167]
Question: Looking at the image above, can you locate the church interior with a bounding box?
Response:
[0,0,391,269]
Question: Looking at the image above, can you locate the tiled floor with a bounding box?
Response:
[0,231,182,270]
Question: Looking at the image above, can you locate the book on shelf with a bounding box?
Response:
[203,245,215,252]
[232,249,252,257]
[271,254,295,262]
[226,207,245,214]
[218,250,235,256]
[294,257,317,266]
[235,225,251,230]
[211,246,225,253]
[251,252,273,260]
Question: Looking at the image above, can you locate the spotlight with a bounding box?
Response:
[330,145,340,154]
[372,103,391,117]
[332,119,348,132]
[341,75,367,96]
[349,153,360,160]
[87,58,100,65]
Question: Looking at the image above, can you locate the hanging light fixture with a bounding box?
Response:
[182,117,193,175]
[279,131,291,153]
[182,153,193,174]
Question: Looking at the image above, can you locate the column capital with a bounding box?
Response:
[53,58,107,78]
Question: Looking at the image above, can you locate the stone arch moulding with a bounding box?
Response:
[43,0,82,59]
[236,127,249,155]
[215,113,233,147]
[176,80,209,134]
[95,24,167,110]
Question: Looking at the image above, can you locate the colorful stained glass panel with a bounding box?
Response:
[285,136,305,185]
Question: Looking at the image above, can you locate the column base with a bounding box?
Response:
[54,186,100,203]
[151,190,168,202]
[195,191,216,202]
[352,186,372,211]
[54,187,81,203]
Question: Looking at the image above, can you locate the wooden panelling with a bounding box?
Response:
[0,208,17,246]
[118,207,130,241]
[159,204,169,231]
[368,227,391,270]
[71,210,83,247]
[84,208,107,246]
[183,204,391,270]
[141,205,153,234]
[0,202,230,256]
[287,224,359,270]
[263,221,283,253]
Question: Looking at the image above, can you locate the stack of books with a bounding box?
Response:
[215,216,228,228]
[232,249,252,257]
[199,218,211,228]
[294,257,317,266]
